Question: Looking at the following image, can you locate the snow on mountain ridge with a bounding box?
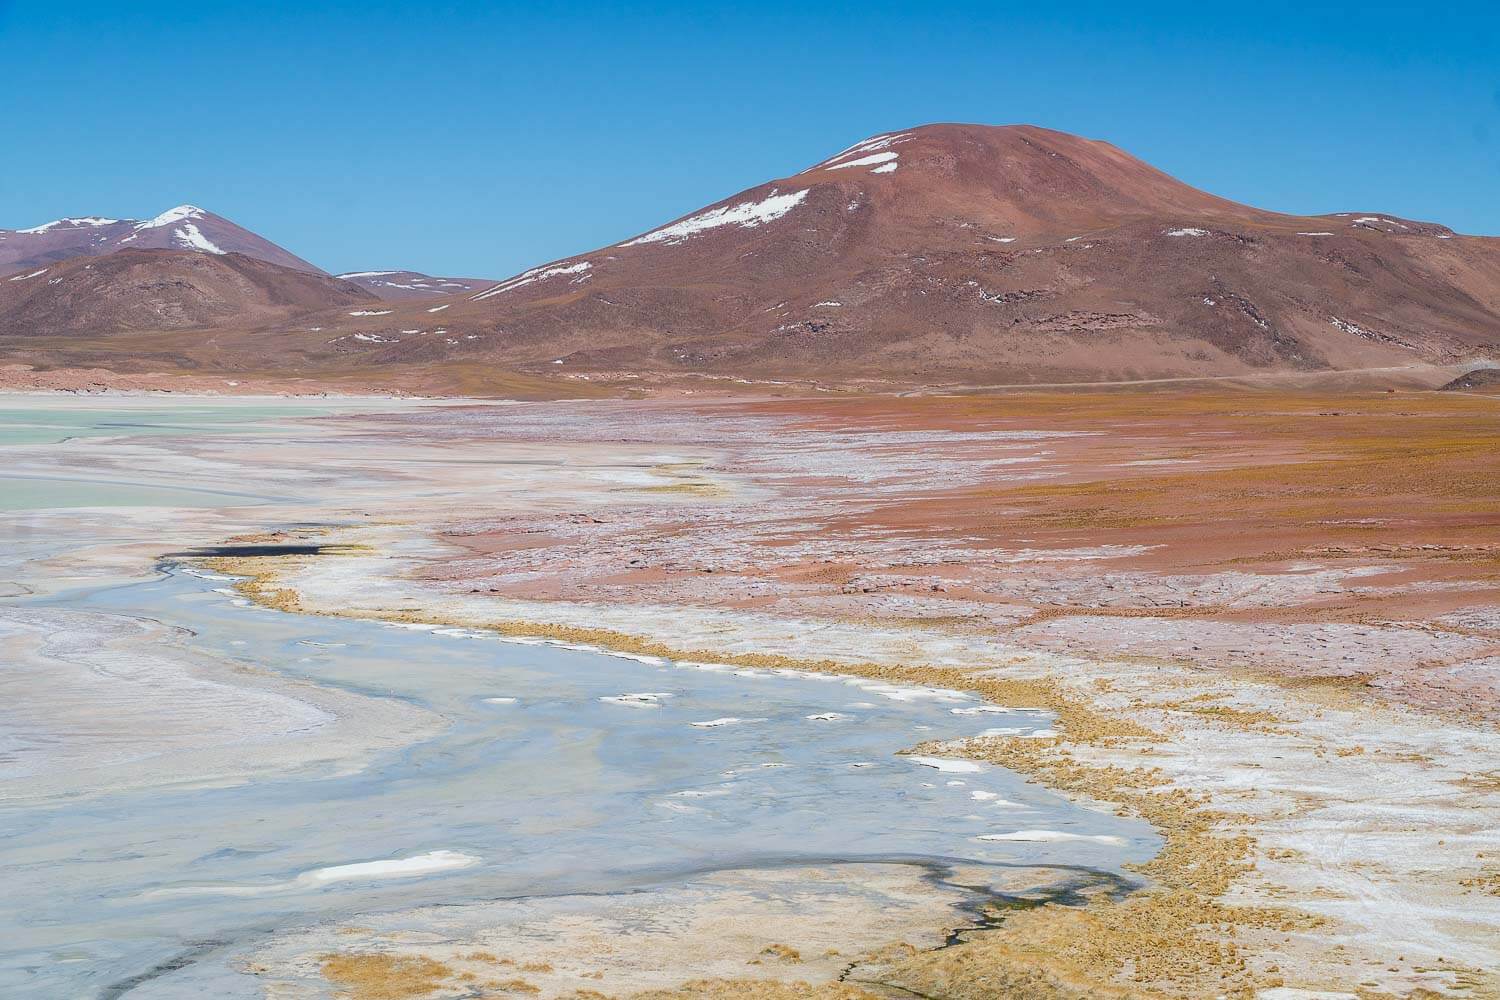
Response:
[813,131,912,169]
[0,203,326,276]
[622,189,809,247]
[134,205,207,230]
[16,217,121,235]
[472,261,591,301]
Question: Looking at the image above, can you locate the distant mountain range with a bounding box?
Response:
[0,205,321,275]
[3,124,1497,387]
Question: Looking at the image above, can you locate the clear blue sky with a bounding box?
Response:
[3,1,1497,277]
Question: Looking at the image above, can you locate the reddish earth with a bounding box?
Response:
[382,390,1500,722]
[2,124,1496,389]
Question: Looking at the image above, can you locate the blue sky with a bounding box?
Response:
[3,1,1497,277]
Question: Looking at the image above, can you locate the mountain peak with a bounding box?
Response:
[380,121,1494,386]
[782,122,1247,231]
[1,204,323,276]
[134,205,209,230]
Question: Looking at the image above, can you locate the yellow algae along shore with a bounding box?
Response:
[208,490,1500,998]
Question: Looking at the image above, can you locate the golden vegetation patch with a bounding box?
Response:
[628,981,876,999]
[1169,701,1284,730]
[1461,871,1500,896]
[636,481,728,497]
[749,943,802,964]
[319,952,452,999]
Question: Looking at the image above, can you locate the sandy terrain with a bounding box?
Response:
[195,390,1500,998]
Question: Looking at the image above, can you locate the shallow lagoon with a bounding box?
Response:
[0,399,343,447]
[0,402,1158,998]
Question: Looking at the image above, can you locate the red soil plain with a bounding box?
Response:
[410,389,1500,723]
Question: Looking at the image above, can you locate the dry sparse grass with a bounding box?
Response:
[319,952,453,999]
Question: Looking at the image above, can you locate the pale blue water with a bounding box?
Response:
[0,403,1158,998]
[0,403,337,448]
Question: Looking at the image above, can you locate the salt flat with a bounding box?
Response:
[3,391,1498,998]
[0,398,1151,999]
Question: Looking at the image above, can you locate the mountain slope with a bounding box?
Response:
[335,270,492,300]
[4,124,1497,387]
[0,250,372,337]
[278,123,1499,384]
[0,205,324,275]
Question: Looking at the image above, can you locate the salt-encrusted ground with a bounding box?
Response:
[0,604,440,803]
[184,390,1500,998]
[9,390,1500,998]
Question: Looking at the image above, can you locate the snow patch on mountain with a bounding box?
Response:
[623,190,809,247]
[828,151,898,171]
[815,132,912,169]
[174,222,225,254]
[472,261,591,301]
[17,217,119,235]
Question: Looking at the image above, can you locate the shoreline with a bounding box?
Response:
[208,536,1481,998]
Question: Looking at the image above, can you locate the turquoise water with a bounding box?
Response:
[0,403,338,447]
[0,400,349,508]
[0,476,282,510]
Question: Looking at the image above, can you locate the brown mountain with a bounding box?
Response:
[3,124,1497,387]
[1439,368,1500,392]
[0,250,372,338]
[271,123,1498,384]
[0,205,324,275]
